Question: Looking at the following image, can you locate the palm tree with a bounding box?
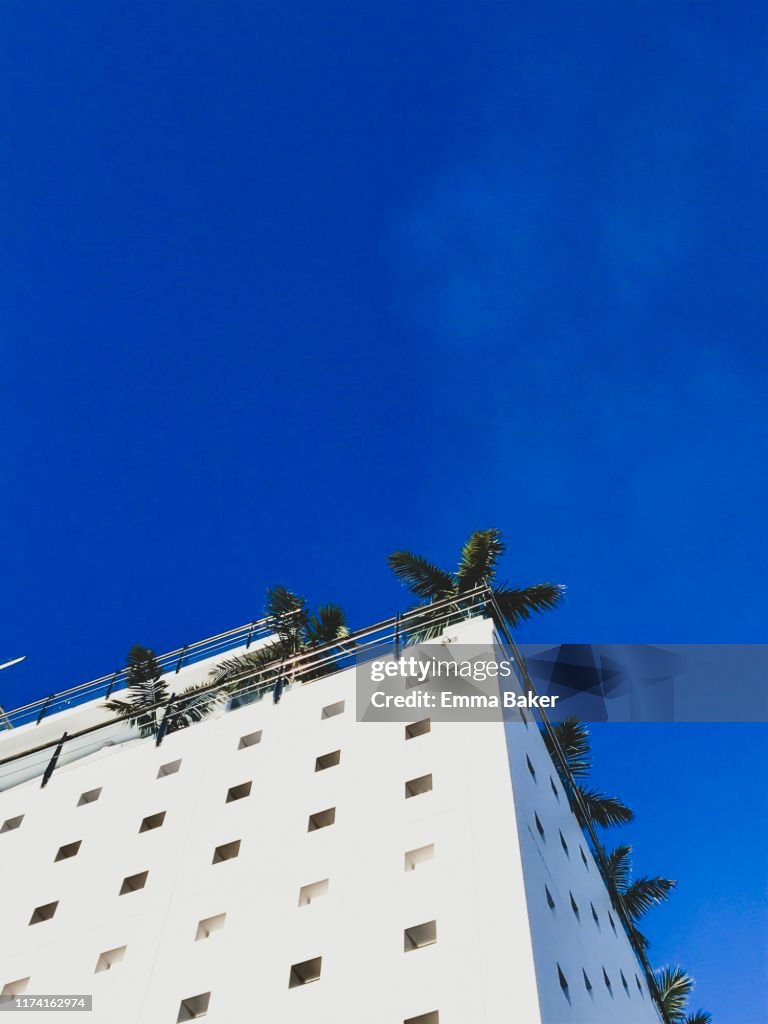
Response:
[654,966,711,1024]
[211,586,350,701]
[604,844,676,949]
[543,717,634,828]
[388,528,564,637]
[105,644,219,738]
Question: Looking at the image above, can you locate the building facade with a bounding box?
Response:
[0,612,662,1023]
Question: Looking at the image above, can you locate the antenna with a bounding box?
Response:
[0,656,27,672]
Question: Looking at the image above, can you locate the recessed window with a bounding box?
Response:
[526,755,536,780]
[119,871,148,894]
[157,760,181,779]
[29,901,58,925]
[139,812,166,833]
[620,970,630,995]
[405,718,431,740]
[405,773,433,799]
[238,730,262,749]
[1,814,24,833]
[1,978,30,997]
[77,788,101,806]
[226,781,252,803]
[289,956,322,988]
[315,750,341,772]
[591,902,599,926]
[545,885,555,909]
[570,892,579,919]
[559,830,569,856]
[321,700,344,719]
[583,970,592,993]
[177,992,210,1021]
[534,813,545,840]
[603,968,613,994]
[195,913,227,941]
[54,840,82,861]
[609,911,617,933]
[95,946,127,973]
[298,879,330,906]
[404,1014,439,1024]
[580,845,589,869]
[550,777,560,800]
[212,840,241,864]
[404,920,437,951]
[557,964,570,1001]
[520,707,528,726]
[307,807,336,831]
[635,974,644,997]
[404,844,435,871]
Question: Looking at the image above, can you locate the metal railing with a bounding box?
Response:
[0,617,275,731]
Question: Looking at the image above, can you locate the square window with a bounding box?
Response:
[119,871,148,895]
[298,879,330,906]
[94,946,127,973]
[226,782,252,803]
[1,814,24,833]
[139,811,166,833]
[307,807,336,832]
[404,1015,439,1024]
[405,719,431,740]
[29,901,58,925]
[321,700,344,719]
[289,956,322,988]
[404,844,435,871]
[177,992,210,1021]
[195,913,227,941]
[404,920,437,951]
[314,750,341,772]
[212,840,241,864]
[157,760,181,779]
[405,774,432,799]
[54,840,82,862]
[77,788,101,806]
[238,730,262,750]
[1,978,30,997]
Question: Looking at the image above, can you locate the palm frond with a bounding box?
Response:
[544,716,592,778]
[685,1012,712,1024]
[265,586,308,650]
[387,551,455,600]
[167,683,224,732]
[306,604,349,646]
[456,528,505,591]
[654,967,694,1023]
[604,844,633,891]
[622,876,676,919]
[575,784,634,828]
[492,582,565,627]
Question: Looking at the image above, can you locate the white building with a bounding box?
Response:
[0,606,663,1023]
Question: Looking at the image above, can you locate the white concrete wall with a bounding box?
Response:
[0,615,661,1024]
[504,708,663,1023]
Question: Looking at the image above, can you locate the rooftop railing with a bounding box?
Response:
[0,616,275,731]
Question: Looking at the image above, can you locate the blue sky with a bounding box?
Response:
[1,3,765,1020]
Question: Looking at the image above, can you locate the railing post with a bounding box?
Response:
[36,695,54,726]
[245,622,257,649]
[155,694,176,747]
[105,671,121,699]
[394,612,401,661]
[41,732,68,787]
[175,647,188,674]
